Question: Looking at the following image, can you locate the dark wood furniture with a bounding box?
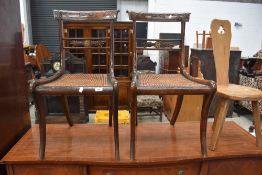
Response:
[0,0,31,174]
[190,48,241,117]
[127,11,216,160]
[209,19,262,150]
[159,46,189,73]
[32,10,120,160]
[3,122,262,175]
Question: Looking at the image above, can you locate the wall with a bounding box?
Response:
[148,0,262,59]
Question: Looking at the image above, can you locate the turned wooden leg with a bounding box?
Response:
[109,96,113,127]
[35,95,46,160]
[209,98,230,151]
[130,85,137,160]
[113,83,120,160]
[251,101,262,147]
[200,94,214,157]
[170,95,184,125]
[61,95,73,126]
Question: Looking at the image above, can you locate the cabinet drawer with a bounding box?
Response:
[89,162,200,175]
[9,165,85,175]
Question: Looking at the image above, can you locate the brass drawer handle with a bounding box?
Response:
[178,170,185,175]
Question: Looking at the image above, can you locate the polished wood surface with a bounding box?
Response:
[0,0,31,161]
[3,122,262,163]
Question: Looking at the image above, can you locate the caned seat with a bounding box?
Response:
[127,11,216,160]
[32,10,120,160]
[209,19,262,151]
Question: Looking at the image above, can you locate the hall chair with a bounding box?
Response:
[127,11,216,160]
[32,10,120,160]
[209,19,262,150]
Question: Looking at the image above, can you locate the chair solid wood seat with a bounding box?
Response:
[217,84,262,101]
[209,19,262,151]
[127,11,216,160]
[32,10,120,160]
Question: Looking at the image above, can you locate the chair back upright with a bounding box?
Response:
[211,19,231,85]
[53,10,119,76]
[127,11,190,74]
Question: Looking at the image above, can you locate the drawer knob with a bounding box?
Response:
[178,170,184,175]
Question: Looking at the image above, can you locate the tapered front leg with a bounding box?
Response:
[109,96,113,127]
[200,94,214,157]
[130,84,137,160]
[209,98,230,151]
[35,94,46,160]
[113,82,120,160]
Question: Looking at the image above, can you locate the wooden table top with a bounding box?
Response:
[2,121,262,165]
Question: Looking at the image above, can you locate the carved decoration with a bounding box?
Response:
[69,40,106,47]
[53,10,119,21]
[127,11,190,22]
[140,40,176,49]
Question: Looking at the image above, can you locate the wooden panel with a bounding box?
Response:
[10,165,85,175]
[89,163,200,175]
[0,0,31,160]
[207,158,262,175]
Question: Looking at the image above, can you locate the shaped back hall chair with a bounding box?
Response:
[127,11,216,160]
[32,10,120,160]
[209,19,262,150]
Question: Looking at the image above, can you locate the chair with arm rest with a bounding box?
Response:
[32,10,120,160]
[127,11,216,160]
[209,19,262,150]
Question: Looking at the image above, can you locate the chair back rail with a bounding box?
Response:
[211,19,231,85]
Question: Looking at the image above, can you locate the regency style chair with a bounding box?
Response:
[209,19,262,150]
[32,10,120,160]
[127,11,216,160]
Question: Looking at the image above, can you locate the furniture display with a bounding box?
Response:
[136,56,163,121]
[190,48,241,117]
[127,11,216,160]
[209,19,262,151]
[3,122,262,175]
[196,30,212,49]
[31,10,120,160]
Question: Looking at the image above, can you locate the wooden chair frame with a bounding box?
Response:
[32,10,120,160]
[127,11,216,160]
[209,19,262,150]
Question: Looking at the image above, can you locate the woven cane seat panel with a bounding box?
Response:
[138,74,208,88]
[42,74,110,87]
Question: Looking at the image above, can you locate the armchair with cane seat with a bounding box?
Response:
[127,11,216,160]
[32,10,120,160]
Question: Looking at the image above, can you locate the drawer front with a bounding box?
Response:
[89,163,200,175]
[207,158,262,175]
[9,165,85,175]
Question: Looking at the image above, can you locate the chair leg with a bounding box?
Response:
[251,101,262,147]
[35,95,46,160]
[61,95,73,126]
[212,97,221,131]
[130,85,137,160]
[200,94,214,157]
[159,106,163,122]
[170,95,184,125]
[84,96,89,123]
[113,84,120,160]
[209,98,230,151]
[109,96,113,127]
